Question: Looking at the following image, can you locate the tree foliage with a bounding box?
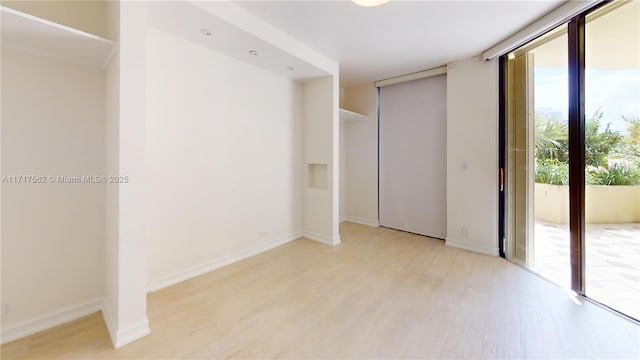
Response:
[617,116,640,160]
[534,110,623,168]
[623,115,640,142]
[534,109,640,185]
[534,114,568,162]
[584,110,622,168]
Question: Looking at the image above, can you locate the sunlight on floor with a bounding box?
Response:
[533,221,640,320]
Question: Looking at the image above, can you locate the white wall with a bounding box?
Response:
[445,57,499,255]
[145,27,304,289]
[344,84,379,227]
[1,47,105,332]
[104,49,120,346]
[302,77,340,245]
[339,87,347,223]
[103,0,120,348]
[340,120,347,222]
[339,86,346,223]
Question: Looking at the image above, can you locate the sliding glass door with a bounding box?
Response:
[503,0,640,320]
[506,24,571,285]
[584,1,640,320]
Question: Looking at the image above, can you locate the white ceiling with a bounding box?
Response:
[148,2,330,82]
[235,0,564,87]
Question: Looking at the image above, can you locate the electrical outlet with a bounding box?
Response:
[1,304,7,318]
[259,232,268,240]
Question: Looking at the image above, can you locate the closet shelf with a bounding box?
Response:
[339,108,366,122]
[1,6,116,69]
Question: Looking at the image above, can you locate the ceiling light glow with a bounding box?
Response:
[200,28,212,36]
[352,0,391,7]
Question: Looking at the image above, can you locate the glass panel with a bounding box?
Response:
[529,25,571,287]
[506,25,571,288]
[585,1,640,320]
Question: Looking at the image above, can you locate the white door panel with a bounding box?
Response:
[379,74,447,238]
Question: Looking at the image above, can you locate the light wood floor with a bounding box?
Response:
[2,222,639,359]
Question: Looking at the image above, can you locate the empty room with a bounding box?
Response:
[1,0,639,359]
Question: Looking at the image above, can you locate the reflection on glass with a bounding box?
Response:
[529,25,571,288]
[585,1,640,320]
[506,24,571,287]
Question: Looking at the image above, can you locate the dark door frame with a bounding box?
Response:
[567,15,586,294]
[498,57,507,259]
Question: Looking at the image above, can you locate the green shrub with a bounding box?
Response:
[585,167,604,185]
[588,164,640,185]
[535,159,569,185]
[536,161,640,185]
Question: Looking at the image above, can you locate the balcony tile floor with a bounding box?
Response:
[534,221,640,321]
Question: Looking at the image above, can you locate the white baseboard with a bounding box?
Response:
[115,319,150,349]
[445,237,499,256]
[146,231,302,292]
[302,230,341,246]
[101,300,150,349]
[332,234,342,245]
[0,298,103,345]
[102,300,117,348]
[343,216,379,227]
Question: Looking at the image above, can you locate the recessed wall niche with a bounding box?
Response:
[308,163,327,189]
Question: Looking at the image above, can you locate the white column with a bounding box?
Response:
[302,76,341,245]
[103,0,150,349]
